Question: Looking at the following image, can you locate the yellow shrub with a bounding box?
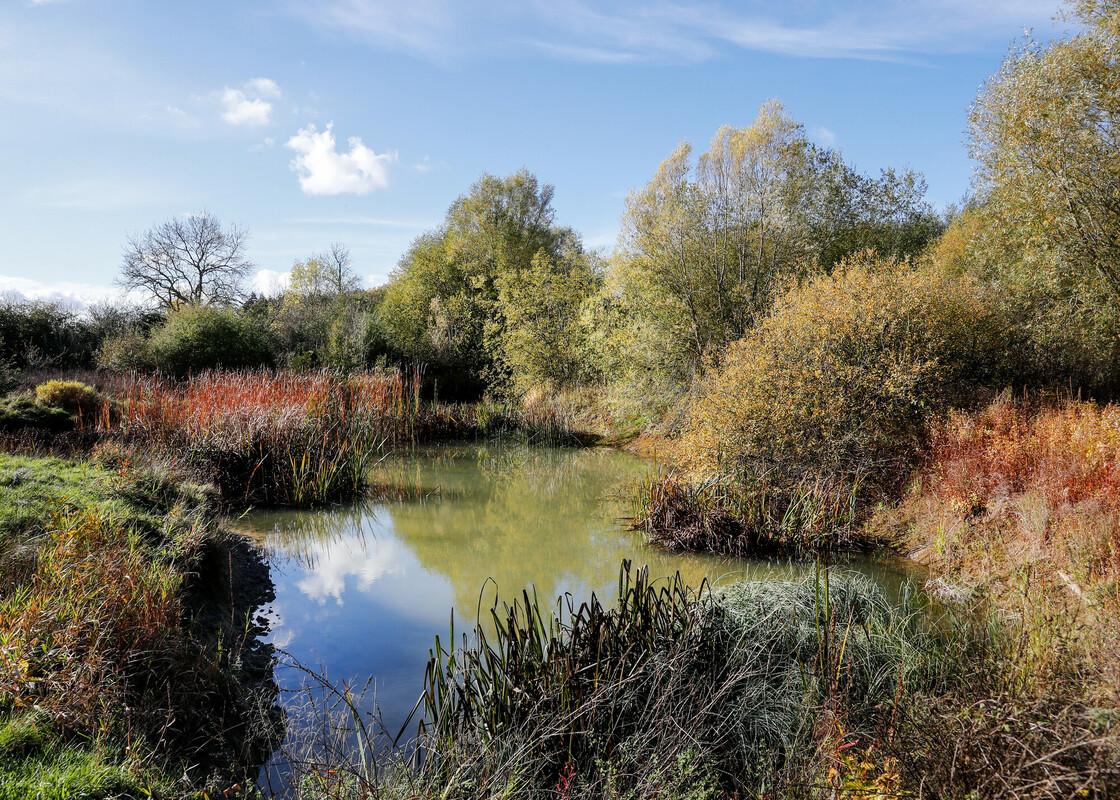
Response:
[34,379,103,419]
[679,254,1006,498]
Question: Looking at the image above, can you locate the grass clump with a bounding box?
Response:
[0,395,73,434]
[0,713,157,800]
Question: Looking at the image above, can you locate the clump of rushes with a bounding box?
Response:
[412,563,938,800]
[283,562,1118,799]
[105,369,423,506]
[632,470,861,556]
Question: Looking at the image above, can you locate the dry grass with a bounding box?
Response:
[883,393,1120,708]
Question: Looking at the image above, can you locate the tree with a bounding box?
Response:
[497,250,603,393]
[971,0,1120,297]
[289,243,361,296]
[379,170,589,395]
[611,101,940,390]
[120,213,253,308]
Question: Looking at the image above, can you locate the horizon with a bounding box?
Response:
[0,0,1072,306]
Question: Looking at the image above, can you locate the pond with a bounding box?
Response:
[237,442,914,792]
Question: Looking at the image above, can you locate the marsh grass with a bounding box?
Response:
[632,470,863,556]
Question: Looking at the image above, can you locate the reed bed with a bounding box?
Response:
[99,369,423,506]
[631,470,863,556]
[281,561,1120,800]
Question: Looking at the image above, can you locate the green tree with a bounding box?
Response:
[497,250,603,394]
[289,243,361,297]
[611,101,940,394]
[146,305,274,376]
[379,170,591,396]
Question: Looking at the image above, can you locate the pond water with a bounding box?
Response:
[237,442,914,792]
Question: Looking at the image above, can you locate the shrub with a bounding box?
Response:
[34,380,102,420]
[679,254,1006,512]
[146,306,274,376]
[96,329,154,373]
[0,396,73,434]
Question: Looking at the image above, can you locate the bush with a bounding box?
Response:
[34,380,102,419]
[146,306,274,376]
[0,396,73,434]
[96,329,153,373]
[678,254,1006,524]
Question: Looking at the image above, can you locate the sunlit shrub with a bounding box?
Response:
[680,254,1006,506]
[33,380,102,419]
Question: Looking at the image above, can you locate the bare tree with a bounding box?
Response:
[120,213,253,308]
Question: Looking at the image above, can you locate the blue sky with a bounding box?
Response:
[0,0,1071,304]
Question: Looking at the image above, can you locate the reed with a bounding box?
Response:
[100,369,423,506]
[631,470,863,556]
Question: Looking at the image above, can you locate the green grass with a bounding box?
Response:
[0,714,158,800]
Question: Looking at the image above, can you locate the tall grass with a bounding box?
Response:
[631,470,863,555]
[102,369,423,506]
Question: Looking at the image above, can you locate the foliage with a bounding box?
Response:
[0,299,154,371]
[677,254,1005,523]
[33,379,102,419]
[932,198,1120,397]
[146,304,275,376]
[96,327,155,372]
[971,1,1120,299]
[379,170,597,397]
[496,250,603,394]
[289,243,361,297]
[0,395,73,434]
[609,101,942,394]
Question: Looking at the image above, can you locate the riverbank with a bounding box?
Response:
[0,453,279,798]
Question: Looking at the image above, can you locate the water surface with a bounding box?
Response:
[238,442,913,787]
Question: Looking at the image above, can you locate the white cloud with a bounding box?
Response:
[251,268,291,296]
[221,88,272,126]
[0,275,124,307]
[219,78,281,126]
[813,126,837,146]
[286,122,395,195]
[244,77,282,98]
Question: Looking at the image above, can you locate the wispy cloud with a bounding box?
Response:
[287,122,396,195]
[813,126,837,146]
[283,216,433,228]
[291,0,1065,63]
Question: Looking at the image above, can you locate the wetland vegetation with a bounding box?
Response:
[3,1,1120,796]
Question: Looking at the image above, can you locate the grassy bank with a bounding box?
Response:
[877,394,1120,693]
[0,453,277,798]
